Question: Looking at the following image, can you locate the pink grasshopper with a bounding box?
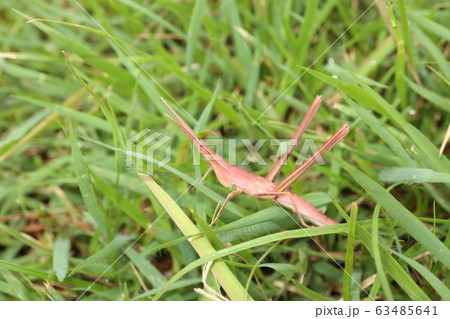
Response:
[161,96,349,227]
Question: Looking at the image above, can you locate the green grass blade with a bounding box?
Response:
[388,3,406,108]
[0,110,47,153]
[141,234,200,257]
[69,235,132,276]
[372,203,394,300]
[44,282,65,301]
[16,95,110,132]
[379,167,450,183]
[225,0,253,83]
[368,276,382,301]
[244,240,279,295]
[195,80,220,131]
[125,248,167,288]
[116,0,186,38]
[186,0,207,73]
[151,223,347,301]
[90,169,149,228]
[329,197,422,300]
[53,236,70,282]
[140,173,252,301]
[347,96,413,166]
[355,224,430,300]
[350,73,450,173]
[329,198,430,301]
[0,269,28,300]
[281,275,331,301]
[389,249,450,300]
[343,203,358,301]
[408,11,450,42]
[304,68,379,110]
[293,0,318,68]
[0,223,50,252]
[131,278,202,300]
[397,0,413,63]
[69,123,108,236]
[410,24,450,80]
[0,259,52,280]
[403,76,450,113]
[341,163,450,269]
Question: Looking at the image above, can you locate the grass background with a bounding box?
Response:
[0,0,449,301]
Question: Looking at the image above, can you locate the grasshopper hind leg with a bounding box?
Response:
[209,189,243,226]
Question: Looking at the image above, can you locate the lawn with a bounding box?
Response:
[0,0,449,301]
